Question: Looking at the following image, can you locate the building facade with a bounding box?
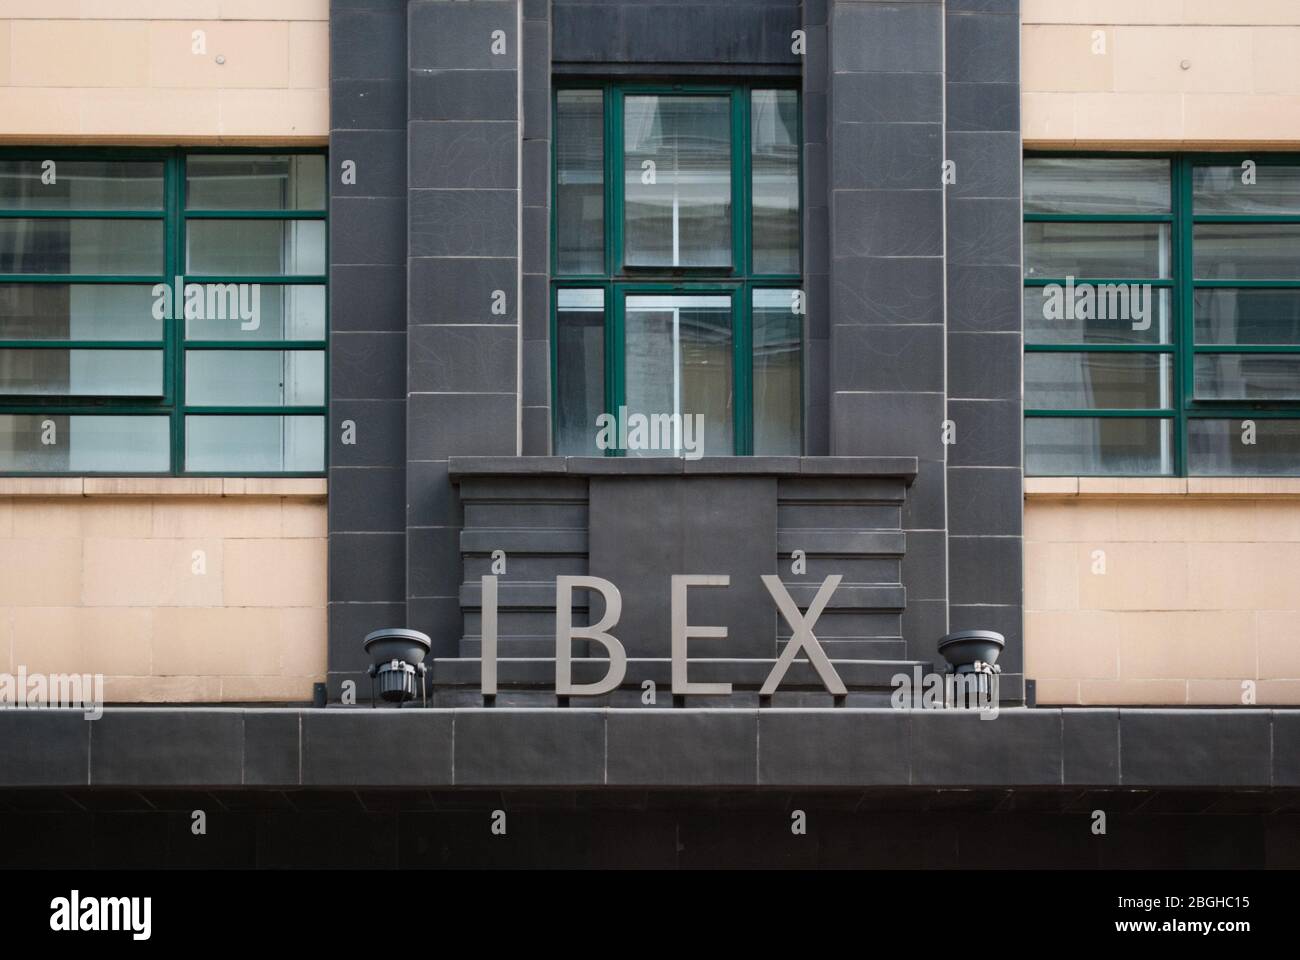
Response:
[1,0,1299,868]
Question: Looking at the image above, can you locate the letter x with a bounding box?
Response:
[759,575,846,696]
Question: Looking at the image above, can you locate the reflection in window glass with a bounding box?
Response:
[751,90,799,275]
[555,91,604,275]
[1025,287,1171,345]
[0,349,163,397]
[1024,157,1170,214]
[186,350,324,407]
[624,294,733,456]
[1194,354,1300,401]
[752,288,801,454]
[0,219,162,275]
[1025,353,1171,409]
[185,415,324,472]
[1193,165,1300,215]
[624,95,732,268]
[1194,224,1300,280]
[186,155,326,210]
[184,284,325,341]
[1025,417,1173,476]
[554,289,605,455]
[186,219,325,276]
[1189,419,1300,476]
[1024,222,1170,279]
[0,283,161,340]
[0,160,164,211]
[0,414,169,472]
[1194,288,1300,345]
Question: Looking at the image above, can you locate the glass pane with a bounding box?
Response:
[1023,157,1170,214]
[186,219,325,276]
[1189,419,1300,476]
[556,91,604,275]
[555,289,605,455]
[0,219,162,275]
[184,283,325,341]
[1195,354,1300,401]
[1025,352,1171,409]
[186,155,325,210]
[1194,224,1300,280]
[751,90,800,274]
[752,288,801,455]
[1025,285,1171,345]
[1025,417,1173,476]
[186,350,325,406]
[624,95,732,268]
[624,293,732,456]
[1024,222,1170,279]
[0,283,161,340]
[0,348,162,396]
[1193,164,1300,215]
[0,160,164,211]
[185,415,324,472]
[0,414,168,472]
[1194,288,1300,345]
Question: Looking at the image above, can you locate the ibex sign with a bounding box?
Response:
[477,574,848,698]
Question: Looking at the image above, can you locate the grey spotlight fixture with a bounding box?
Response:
[937,629,1005,709]
[363,628,431,707]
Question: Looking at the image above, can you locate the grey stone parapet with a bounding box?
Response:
[448,456,919,480]
[2,708,1295,791]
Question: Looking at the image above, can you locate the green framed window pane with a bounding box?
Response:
[1024,157,1170,214]
[185,219,325,276]
[1024,221,1171,279]
[1194,288,1300,345]
[555,90,605,275]
[1194,223,1300,280]
[186,155,325,210]
[0,414,168,472]
[0,348,162,397]
[623,95,732,269]
[750,90,800,275]
[752,288,801,455]
[554,288,605,456]
[1025,352,1172,410]
[184,283,325,341]
[0,219,163,275]
[1025,285,1171,345]
[1025,417,1174,476]
[0,159,164,211]
[186,349,324,407]
[1194,354,1300,401]
[184,415,324,472]
[624,293,733,456]
[1188,418,1300,476]
[1193,164,1300,215]
[0,283,162,340]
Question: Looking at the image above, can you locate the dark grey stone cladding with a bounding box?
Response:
[330,0,412,692]
[328,1,1026,694]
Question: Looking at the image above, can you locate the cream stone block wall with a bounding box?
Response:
[1024,0,1300,147]
[0,0,327,143]
[1025,481,1300,706]
[0,486,327,703]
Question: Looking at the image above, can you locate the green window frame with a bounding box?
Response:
[1025,153,1300,477]
[0,147,327,476]
[551,82,804,457]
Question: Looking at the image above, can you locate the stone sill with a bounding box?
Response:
[1025,477,1300,500]
[0,477,327,499]
[450,456,919,482]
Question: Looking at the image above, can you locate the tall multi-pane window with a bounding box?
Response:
[1024,155,1300,476]
[552,84,802,457]
[0,150,327,474]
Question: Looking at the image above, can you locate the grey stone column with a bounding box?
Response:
[521,0,552,454]
[943,0,1023,675]
[406,0,523,656]
[827,0,948,662]
[328,0,411,693]
[803,0,830,455]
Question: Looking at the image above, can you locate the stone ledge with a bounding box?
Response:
[0,477,328,498]
[1,706,1292,790]
[1025,476,1300,499]
[450,456,919,481]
